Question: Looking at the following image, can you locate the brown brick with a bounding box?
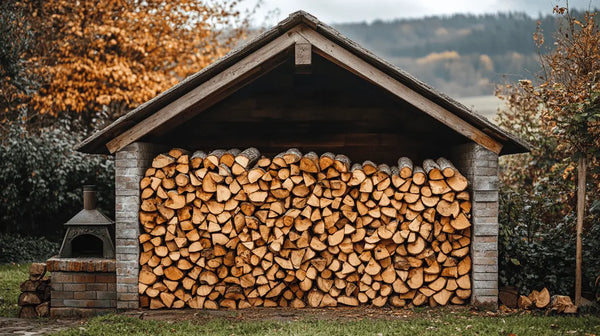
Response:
[51,272,72,283]
[67,261,82,272]
[86,283,107,291]
[63,283,86,291]
[74,291,97,300]
[50,298,65,307]
[51,307,115,318]
[51,290,73,299]
[51,283,63,291]
[73,274,95,283]
[97,291,117,300]
[95,274,116,283]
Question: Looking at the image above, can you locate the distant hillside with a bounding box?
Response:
[332,12,572,97]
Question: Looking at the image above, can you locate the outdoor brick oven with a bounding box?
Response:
[47,186,117,317]
[76,12,529,310]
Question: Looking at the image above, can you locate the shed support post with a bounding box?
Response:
[115,142,165,309]
[452,143,499,309]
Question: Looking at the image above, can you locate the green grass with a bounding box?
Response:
[0,263,30,317]
[52,313,600,336]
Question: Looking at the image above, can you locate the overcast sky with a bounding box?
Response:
[243,0,599,25]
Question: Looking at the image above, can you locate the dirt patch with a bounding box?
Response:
[120,305,488,324]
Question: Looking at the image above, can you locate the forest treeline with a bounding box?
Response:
[333,11,591,96]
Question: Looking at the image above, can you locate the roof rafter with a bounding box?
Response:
[106,30,298,153]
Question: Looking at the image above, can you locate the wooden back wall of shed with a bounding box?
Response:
[147,53,471,165]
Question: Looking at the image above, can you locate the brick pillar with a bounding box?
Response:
[452,143,499,308]
[115,142,164,309]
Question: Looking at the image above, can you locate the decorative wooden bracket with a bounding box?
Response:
[295,42,312,74]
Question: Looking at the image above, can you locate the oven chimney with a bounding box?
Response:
[83,185,97,210]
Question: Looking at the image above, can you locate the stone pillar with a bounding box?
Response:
[452,143,499,308]
[114,142,163,309]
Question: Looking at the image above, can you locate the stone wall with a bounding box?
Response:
[47,258,116,317]
[451,143,499,308]
[115,142,165,309]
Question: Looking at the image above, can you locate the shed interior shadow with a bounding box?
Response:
[143,53,472,165]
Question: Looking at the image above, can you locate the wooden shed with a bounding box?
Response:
[76,11,529,310]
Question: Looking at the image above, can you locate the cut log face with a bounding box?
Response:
[139,148,472,309]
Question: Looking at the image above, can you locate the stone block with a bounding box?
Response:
[472,176,498,191]
[472,242,497,253]
[473,280,497,289]
[472,257,497,266]
[472,272,497,281]
[117,283,137,294]
[118,293,138,301]
[472,264,498,273]
[472,216,498,225]
[473,224,498,236]
[472,191,499,202]
[472,287,499,296]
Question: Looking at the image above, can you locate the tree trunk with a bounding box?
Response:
[575,156,586,306]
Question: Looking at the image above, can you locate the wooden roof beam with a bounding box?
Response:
[105,31,298,154]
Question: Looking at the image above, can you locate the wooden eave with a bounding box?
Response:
[76,11,531,156]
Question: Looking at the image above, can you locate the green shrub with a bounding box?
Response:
[0,123,114,238]
[499,185,600,296]
[0,233,59,263]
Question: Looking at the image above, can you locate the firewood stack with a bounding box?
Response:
[18,263,50,318]
[138,148,472,309]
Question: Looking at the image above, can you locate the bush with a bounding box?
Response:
[499,185,600,296]
[0,123,114,238]
[0,233,59,263]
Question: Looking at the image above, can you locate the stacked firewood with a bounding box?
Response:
[18,263,50,318]
[138,148,472,309]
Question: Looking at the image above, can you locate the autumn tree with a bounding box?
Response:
[2,0,252,130]
[498,7,600,305]
[0,1,37,127]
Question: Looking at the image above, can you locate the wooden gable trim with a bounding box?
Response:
[294,26,503,155]
[106,24,502,155]
[106,31,298,153]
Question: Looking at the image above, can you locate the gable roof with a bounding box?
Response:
[76,11,531,155]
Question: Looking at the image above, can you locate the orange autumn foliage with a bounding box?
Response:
[20,0,251,124]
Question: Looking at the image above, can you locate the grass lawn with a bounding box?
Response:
[51,311,600,336]
[0,263,30,317]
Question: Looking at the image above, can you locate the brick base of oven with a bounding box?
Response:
[47,257,116,317]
